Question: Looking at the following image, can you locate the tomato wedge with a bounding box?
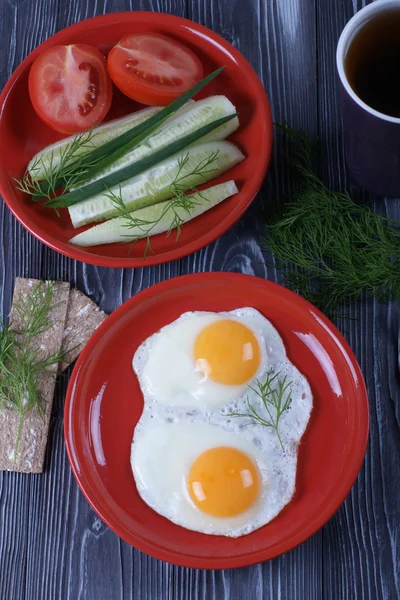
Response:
[28,44,112,134]
[108,33,203,106]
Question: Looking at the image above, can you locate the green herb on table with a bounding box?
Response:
[0,282,65,462]
[227,369,292,451]
[263,123,400,313]
[107,150,219,257]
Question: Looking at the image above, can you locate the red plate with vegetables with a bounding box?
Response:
[0,12,272,268]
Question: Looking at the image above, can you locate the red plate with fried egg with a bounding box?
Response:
[64,273,369,568]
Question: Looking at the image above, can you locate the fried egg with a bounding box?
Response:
[131,308,313,537]
[133,308,287,410]
[131,415,301,537]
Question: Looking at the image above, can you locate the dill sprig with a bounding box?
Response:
[12,281,60,339]
[107,150,219,257]
[227,369,292,450]
[263,123,400,313]
[0,281,65,462]
[14,129,101,202]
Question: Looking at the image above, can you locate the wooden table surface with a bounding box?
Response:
[1,0,399,598]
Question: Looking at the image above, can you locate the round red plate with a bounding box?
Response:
[0,12,272,268]
[64,273,369,569]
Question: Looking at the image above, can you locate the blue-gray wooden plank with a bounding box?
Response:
[316,1,400,599]
[0,0,398,598]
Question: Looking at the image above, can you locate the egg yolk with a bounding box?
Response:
[187,446,261,517]
[194,320,261,385]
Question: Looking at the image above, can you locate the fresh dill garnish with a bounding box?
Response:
[107,150,219,257]
[227,369,292,451]
[0,281,65,462]
[263,123,400,313]
[14,129,100,202]
[12,281,60,339]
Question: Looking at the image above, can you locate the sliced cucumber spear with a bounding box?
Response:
[68,141,244,228]
[27,106,162,182]
[73,67,225,186]
[47,114,238,210]
[69,181,238,247]
[77,96,239,188]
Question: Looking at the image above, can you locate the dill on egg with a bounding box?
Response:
[227,369,293,451]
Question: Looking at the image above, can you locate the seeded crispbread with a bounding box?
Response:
[0,278,70,473]
[60,288,108,372]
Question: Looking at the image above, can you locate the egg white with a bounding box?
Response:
[131,415,297,537]
[133,308,284,410]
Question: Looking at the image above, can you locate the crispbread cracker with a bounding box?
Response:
[0,278,70,473]
[60,288,107,372]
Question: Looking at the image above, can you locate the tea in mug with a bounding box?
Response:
[344,8,400,118]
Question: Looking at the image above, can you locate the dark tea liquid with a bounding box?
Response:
[344,9,400,118]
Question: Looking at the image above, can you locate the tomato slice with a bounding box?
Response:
[108,33,203,106]
[28,44,112,134]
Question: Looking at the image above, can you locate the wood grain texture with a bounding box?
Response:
[315,1,400,599]
[0,0,399,598]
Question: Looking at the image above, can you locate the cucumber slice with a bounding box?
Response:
[68,141,244,228]
[146,96,239,151]
[77,96,239,187]
[27,106,162,181]
[69,181,238,247]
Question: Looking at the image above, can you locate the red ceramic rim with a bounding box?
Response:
[0,12,272,268]
[64,273,369,569]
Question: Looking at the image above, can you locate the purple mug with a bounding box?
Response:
[336,0,400,197]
